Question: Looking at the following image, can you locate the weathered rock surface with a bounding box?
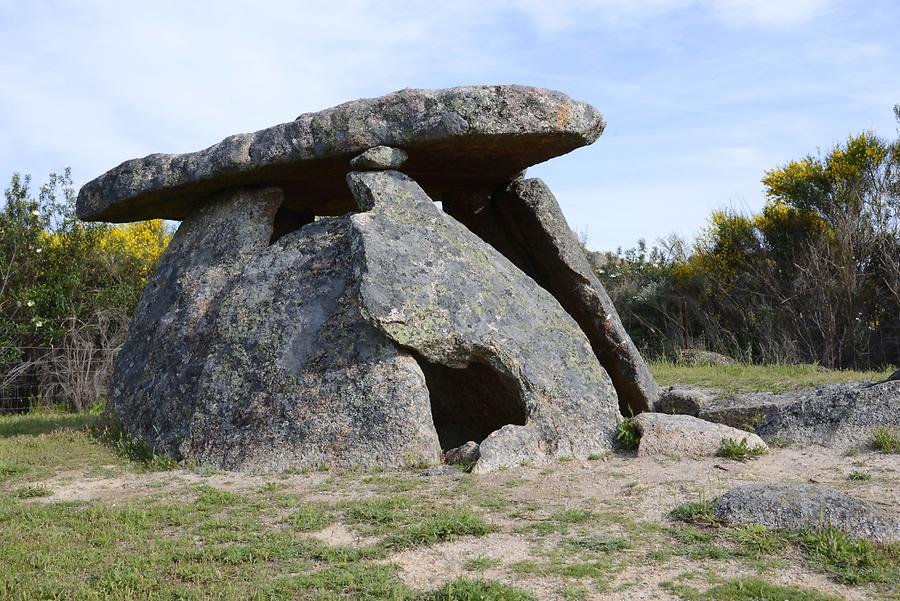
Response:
[350,145,408,170]
[634,413,768,458]
[444,442,480,466]
[699,392,786,431]
[347,170,619,473]
[442,177,659,415]
[699,381,900,450]
[109,187,441,470]
[654,385,717,416]
[715,483,900,544]
[77,85,605,222]
[107,169,620,472]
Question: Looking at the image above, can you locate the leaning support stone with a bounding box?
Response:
[443,178,660,415]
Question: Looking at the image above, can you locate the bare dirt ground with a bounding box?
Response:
[33,445,899,600]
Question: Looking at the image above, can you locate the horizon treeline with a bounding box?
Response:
[594,105,900,370]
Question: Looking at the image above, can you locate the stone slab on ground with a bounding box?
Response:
[654,385,718,416]
[634,412,768,458]
[698,381,900,450]
[715,483,900,544]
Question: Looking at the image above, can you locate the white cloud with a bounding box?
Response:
[709,0,834,27]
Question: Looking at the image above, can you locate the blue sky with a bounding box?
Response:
[1,0,898,251]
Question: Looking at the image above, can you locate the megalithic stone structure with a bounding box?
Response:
[442,178,659,415]
[78,85,659,472]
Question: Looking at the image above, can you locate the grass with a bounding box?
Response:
[847,470,871,481]
[663,577,843,600]
[668,497,899,591]
[717,437,769,460]
[1,381,896,601]
[650,361,892,394]
[871,426,900,453]
[796,527,900,586]
[670,500,720,526]
[424,578,536,600]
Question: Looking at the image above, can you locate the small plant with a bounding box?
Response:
[90,414,178,470]
[718,437,768,461]
[847,470,871,481]
[550,508,597,524]
[766,435,793,448]
[738,412,766,433]
[12,485,52,499]
[616,413,640,450]
[669,499,719,526]
[464,556,501,572]
[566,536,631,554]
[872,426,900,453]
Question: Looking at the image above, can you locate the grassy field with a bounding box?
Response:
[650,361,892,394]
[0,366,897,600]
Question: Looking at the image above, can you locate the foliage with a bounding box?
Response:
[0,170,170,411]
[717,437,768,461]
[595,107,900,369]
[615,413,641,449]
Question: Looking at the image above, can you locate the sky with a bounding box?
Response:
[1,0,898,251]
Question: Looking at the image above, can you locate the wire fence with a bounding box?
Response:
[0,345,117,413]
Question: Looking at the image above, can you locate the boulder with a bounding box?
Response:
[654,385,717,416]
[444,441,480,466]
[699,381,900,450]
[699,392,785,431]
[442,177,660,415]
[107,169,620,472]
[715,483,900,544]
[77,85,604,222]
[350,145,408,170]
[674,349,735,367]
[633,413,768,458]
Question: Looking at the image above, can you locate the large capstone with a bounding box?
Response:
[76,85,604,222]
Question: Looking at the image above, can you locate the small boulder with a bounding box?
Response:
[350,145,409,170]
[700,381,900,450]
[674,349,735,367]
[654,386,716,416]
[444,441,480,466]
[715,483,900,544]
[699,392,785,430]
[634,413,768,458]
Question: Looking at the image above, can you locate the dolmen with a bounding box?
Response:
[78,85,660,472]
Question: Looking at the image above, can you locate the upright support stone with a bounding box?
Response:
[346,170,619,471]
[443,178,660,415]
